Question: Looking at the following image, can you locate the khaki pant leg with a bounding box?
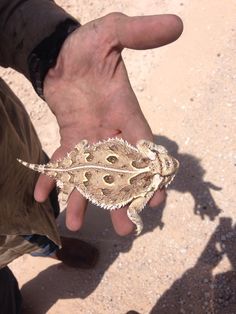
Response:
[0,78,60,267]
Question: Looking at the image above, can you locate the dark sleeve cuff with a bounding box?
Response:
[0,0,80,91]
[28,19,80,99]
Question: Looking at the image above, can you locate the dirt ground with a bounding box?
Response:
[0,1,235,313]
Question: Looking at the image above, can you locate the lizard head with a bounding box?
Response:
[150,152,179,184]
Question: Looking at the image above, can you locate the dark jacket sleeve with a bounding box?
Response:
[0,0,78,80]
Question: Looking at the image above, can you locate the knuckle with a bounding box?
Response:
[104,12,127,23]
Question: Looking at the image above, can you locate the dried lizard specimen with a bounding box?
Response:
[18,138,179,235]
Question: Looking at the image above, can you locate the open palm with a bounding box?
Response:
[34,13,183,235]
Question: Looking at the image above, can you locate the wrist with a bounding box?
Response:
[28,18,80,99]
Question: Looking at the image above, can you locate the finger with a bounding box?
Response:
[110,207,135,236]
[115,14,183,50]
[34,174,55,202]
[66,190,87,231]
[34,148,67,203]
[149,189,167,207]
[121,113,153,145]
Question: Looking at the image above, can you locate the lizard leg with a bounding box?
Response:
[74,139,89,151]
[57,181,74,204]
[127,190,155,235]
[136,140,168,160]
[127,198,145,235]
[127,174,164,235]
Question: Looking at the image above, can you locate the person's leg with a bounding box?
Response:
[0,78,99,269]
[0,267,22,314]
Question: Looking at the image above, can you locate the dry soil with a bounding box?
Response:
[0,1,235,313]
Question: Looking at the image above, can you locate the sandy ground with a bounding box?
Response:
[0,0,235,313]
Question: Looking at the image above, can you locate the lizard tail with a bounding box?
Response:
[17,158,45,173]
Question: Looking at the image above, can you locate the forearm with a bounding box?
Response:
[0,0,79,81]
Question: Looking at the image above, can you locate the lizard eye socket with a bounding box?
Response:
[165,160,171,168]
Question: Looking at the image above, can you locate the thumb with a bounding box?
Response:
[122,112,154,145]
[114,13,183,50]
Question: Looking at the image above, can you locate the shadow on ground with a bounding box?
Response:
[21,135,223,313]
[21,198,166,314]
[150,217,236,314]
[153,135,222,221]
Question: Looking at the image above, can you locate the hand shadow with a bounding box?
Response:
[153,135,222,221]
[150,217,236,314]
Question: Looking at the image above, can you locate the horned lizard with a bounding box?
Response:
[17,138,179,235]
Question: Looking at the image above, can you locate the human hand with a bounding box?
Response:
[34,13,183,235]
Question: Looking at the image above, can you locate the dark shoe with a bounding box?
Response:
[55,236,99,269]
